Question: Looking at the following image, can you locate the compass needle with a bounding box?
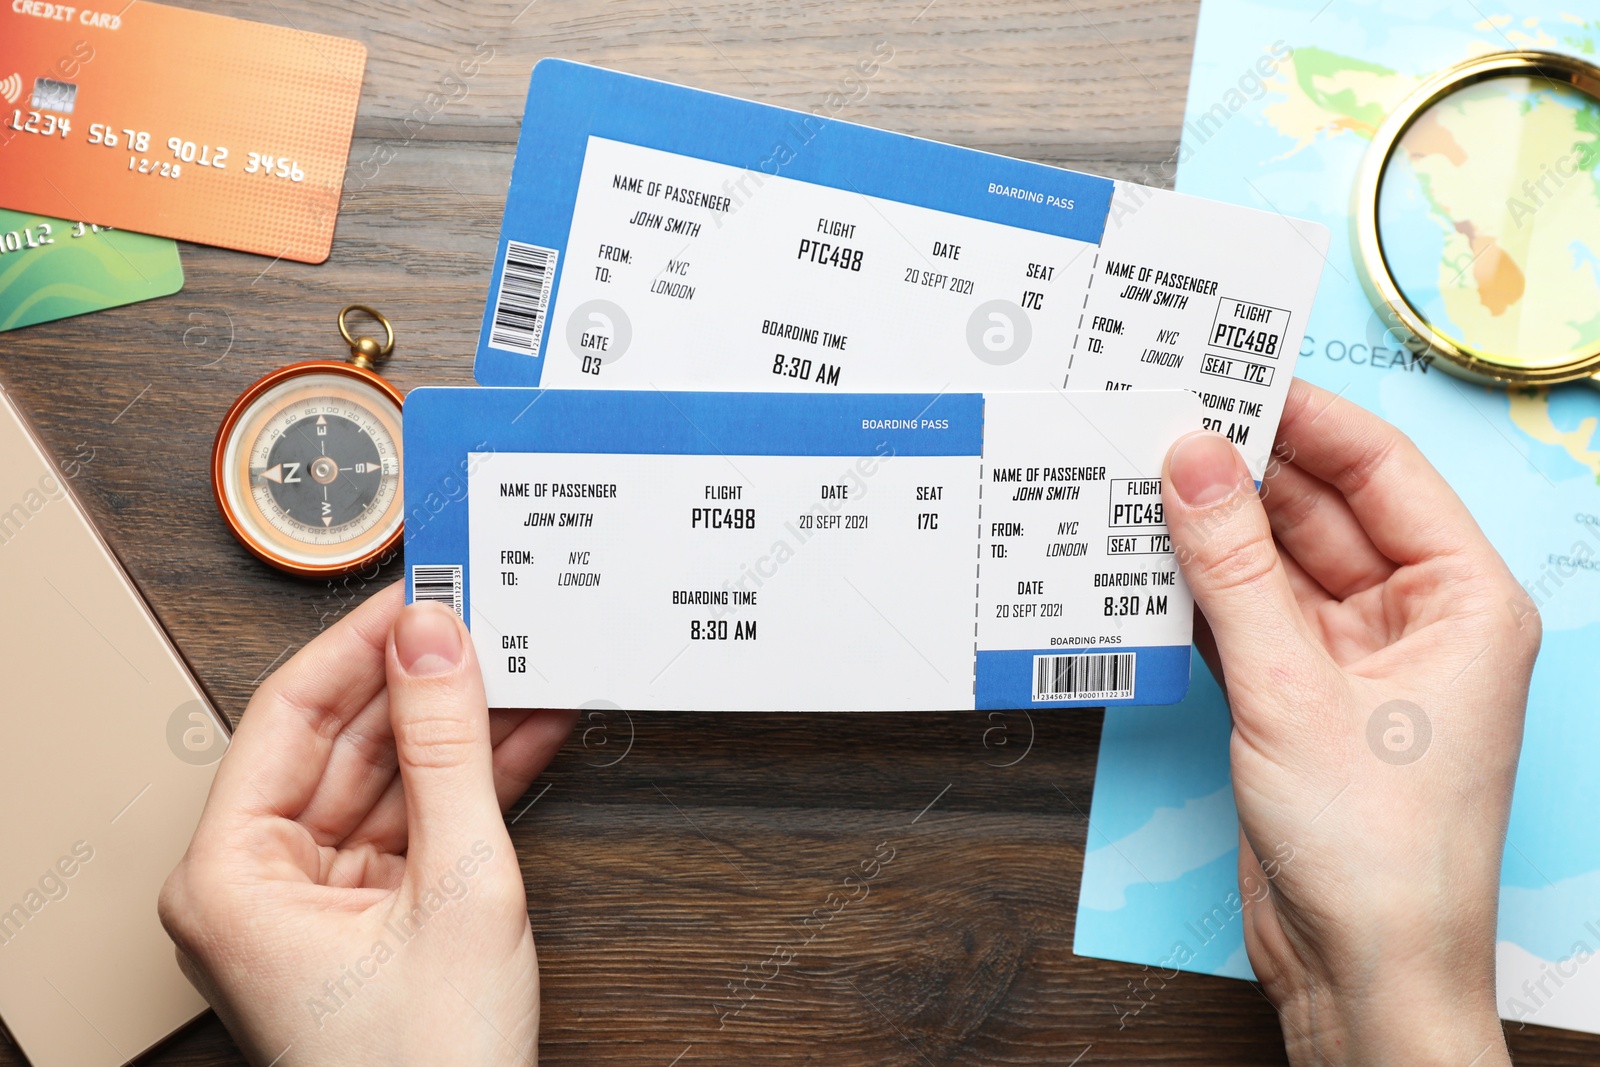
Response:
[211,306,404,577]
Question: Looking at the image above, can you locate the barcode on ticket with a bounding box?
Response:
[411,564,464,618]
[1033,652,1136,702]
[488,240,559,356]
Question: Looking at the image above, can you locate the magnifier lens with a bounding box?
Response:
[1375,75,1600,371]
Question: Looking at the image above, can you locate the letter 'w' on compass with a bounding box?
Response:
[211,306,406,577]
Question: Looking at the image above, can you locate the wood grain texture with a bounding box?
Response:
[0,0,1591,1063]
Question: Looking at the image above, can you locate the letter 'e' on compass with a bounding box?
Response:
[211,306,405,578]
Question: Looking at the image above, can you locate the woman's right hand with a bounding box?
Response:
[1161,379,1537,1065]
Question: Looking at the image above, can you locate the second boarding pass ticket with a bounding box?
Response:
[476,60,1330,478]
[403,388,1202,711]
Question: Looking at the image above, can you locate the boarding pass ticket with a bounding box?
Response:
[474,61,1330,478]
[403,388,1201,712]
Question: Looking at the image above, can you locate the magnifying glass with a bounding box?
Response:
[1353,51,1600,388]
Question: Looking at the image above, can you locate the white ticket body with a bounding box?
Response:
[475,60,1329,477]
[403,389,1202,711]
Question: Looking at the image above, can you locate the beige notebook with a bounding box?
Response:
[0,383,229,1067]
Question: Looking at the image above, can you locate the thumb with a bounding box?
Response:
[387,601,504,866]
[1163,432,1305,684]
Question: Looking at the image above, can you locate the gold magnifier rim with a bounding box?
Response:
[1353,49,1600,387]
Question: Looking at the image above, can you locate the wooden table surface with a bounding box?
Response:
[2,0,1593,1063]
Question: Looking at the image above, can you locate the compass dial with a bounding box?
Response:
[215,365,403,576]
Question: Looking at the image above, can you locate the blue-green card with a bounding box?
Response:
[0,210,183,332]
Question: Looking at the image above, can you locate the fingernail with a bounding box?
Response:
[395,603,465,677]
[1168,432,1246,507]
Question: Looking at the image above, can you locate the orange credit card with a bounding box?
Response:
[0,2,366,264]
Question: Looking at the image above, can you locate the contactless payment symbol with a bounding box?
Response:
[0,73,21,105]
[567,299,632,369]
[966,299,1032,365]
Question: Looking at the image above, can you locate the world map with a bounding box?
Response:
[1372,75,1600,368]
[1075,0,1600,1037]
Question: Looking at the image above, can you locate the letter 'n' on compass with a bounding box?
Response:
[211,306,406,578]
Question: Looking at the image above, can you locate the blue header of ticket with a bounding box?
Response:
[404,387,1201,712]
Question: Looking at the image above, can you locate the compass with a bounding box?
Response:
[212,306,405,578]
